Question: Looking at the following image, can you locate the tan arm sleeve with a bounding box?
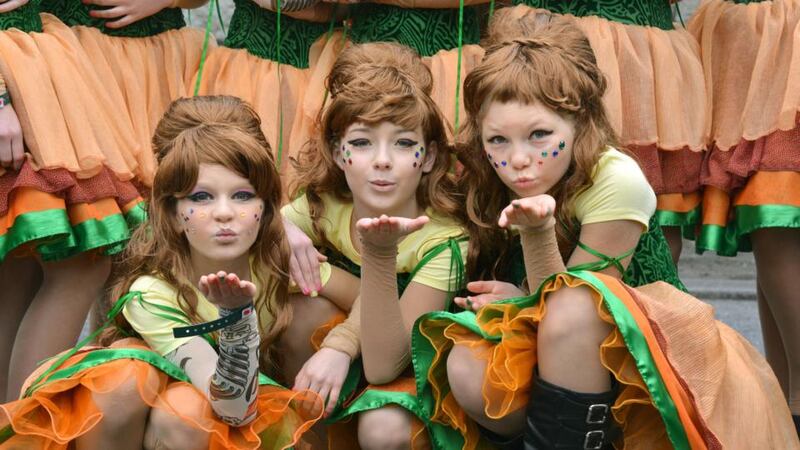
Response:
[320,295,361,359]
[520,218,566,290]
[171,0,209,9]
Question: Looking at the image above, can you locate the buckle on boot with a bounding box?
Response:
[586,404,609,424]
[583,430,605,449]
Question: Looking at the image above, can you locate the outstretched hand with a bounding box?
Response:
[84,0,172,29]
[453,280,526,311]
[356,215,429,249]
[199,272,256,310]
[498,195,556,231]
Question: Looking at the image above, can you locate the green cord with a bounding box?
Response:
[674,2,685,28]
[215,0,227,34]
[276,0,284,170]
[453,0,465,135]
[192,0,217,96]
[489,0,495,20]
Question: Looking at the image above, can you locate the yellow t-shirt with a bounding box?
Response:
[572,148,656,230]
[122,276,220,356]
[281,194,468,292]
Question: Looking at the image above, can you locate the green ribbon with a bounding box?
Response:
[193,0,217,96]
[568,241,636,275]
[453,0,465,135]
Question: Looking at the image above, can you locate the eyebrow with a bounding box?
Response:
[348,127,371,134]
[485,119,547,133]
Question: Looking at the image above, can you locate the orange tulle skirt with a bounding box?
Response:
[0,338,323,450]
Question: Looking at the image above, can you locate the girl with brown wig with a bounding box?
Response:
[280,41,468,448]
[0,96,324,449]
[410,16,798,450]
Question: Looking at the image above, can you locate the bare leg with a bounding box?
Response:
[279,294,343,383]
[358,405,427,450]
[757,282,789,396]
[75,376,151,450]
[661,225,683,266]
[447,343,526,436]
[751,227,800,413]
[537,285,613,393]
[7,253,111,398]
[143,384,210,450]
[0,257,42,401]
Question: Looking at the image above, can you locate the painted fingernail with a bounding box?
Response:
[310,290,319,298]
[302,288,309,295]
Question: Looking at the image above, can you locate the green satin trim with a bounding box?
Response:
[572,271,689,450]
[655,207,701,228]
[38,211,132,260]
[0,0,41,32]
[327,384,424,423]
[736,204,800,236]
[0,208,71,262]
[412,271,692,449]
[124,201,148,227]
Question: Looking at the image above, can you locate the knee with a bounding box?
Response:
[446,344,487,418]
[143,407,210,450]
[281,295,341,351]
[358,407,412,450]
[93,378,150,430]
[539,286,609,348]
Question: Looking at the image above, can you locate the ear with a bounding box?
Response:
[334,139,346,171]
[421,141,437,173]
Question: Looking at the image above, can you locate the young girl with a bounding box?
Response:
[412,17,798,449]
[0,96,323,449]
[281,42,469,448]
[503,1,709,264]
[689,0,800,429]
[0,0,148,400]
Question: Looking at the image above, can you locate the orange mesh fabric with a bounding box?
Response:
[689,0,800,152]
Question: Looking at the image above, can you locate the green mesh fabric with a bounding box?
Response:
[41,0,184,37]
[349,3,480,57]
[323,248,415,295]
[513,0,675,30]
[223,0,327,68]
[0,0,41,32]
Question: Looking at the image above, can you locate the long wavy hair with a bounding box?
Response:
[458,9,620,282]
[290,42,461,246]
[102,96,291,380]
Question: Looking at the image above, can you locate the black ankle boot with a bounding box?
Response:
[524,377,619,450]
[793,415,800,437]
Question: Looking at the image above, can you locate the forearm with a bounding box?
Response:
[320,296,361,359]
[171,0,209,9]
[520,218,566,290]
[209,305,260,426]
[360,243,409,384]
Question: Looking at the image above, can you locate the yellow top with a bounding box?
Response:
[281,193,468,291]
[573,148,656,230]
[122,276,221,356]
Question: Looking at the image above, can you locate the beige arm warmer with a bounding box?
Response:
[359,242,411,385]
[320,295,361,359]
[520,218,566,291]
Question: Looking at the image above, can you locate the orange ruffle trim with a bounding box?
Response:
[420,274,797,449]
[689,0,800,151]
[0,338,323,450]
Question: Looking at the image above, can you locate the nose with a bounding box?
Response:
[211,198,235,222]
[372,143,392,170]
[509,141,532,170]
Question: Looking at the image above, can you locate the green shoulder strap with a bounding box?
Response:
[568,241,636,275]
